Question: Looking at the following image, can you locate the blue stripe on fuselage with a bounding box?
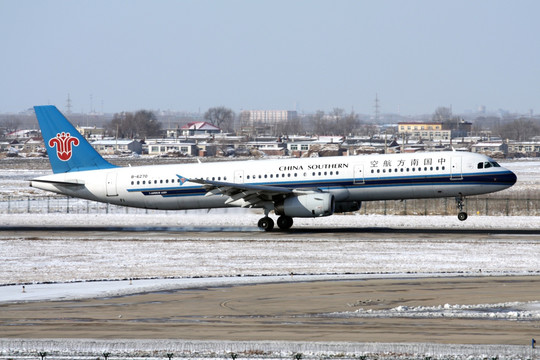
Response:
[126,171,516,198]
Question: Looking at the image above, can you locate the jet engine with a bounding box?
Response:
[334,201,361,213]
[275,193,334,218]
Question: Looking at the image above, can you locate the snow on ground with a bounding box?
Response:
[1,159,539,359]
[1,338,538,360]
[1,213,539,302]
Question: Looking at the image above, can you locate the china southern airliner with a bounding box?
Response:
[31,105,517,231]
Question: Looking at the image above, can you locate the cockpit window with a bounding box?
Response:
[479,161,501,169]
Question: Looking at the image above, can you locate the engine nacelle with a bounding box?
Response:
[275,193,334,218]
[334,201,361,213]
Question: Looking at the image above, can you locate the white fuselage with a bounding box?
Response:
[31,151,516,212]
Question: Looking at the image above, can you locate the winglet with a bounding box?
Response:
[34,105,117,173]
[176,174,189,185]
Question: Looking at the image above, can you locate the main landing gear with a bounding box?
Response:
[257,215,294,231]
[455,195,468,221]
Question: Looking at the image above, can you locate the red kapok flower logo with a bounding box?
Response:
[48,132,79,161]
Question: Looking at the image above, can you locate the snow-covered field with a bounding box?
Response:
[1,158,539,359]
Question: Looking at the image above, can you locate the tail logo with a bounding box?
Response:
[48,132,80,161]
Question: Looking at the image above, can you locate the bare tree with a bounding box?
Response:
[108,110,161,138]
[204,106,235,132]
[310,110,329,135]
[275,117,303,136]
[497,118,540,141]
[432,107,453,122]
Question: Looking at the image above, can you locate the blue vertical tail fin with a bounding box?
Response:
[34,105,117,173]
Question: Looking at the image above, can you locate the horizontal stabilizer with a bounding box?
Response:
[30,178,85,186]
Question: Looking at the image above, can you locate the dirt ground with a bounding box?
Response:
[1,276,539,345]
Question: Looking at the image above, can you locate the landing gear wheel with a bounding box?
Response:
[455,195,468,221]
[258,217,274,231]
[277,216,294,230]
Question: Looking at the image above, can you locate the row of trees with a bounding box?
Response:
[102,106,540,141]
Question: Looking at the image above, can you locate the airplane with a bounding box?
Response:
[30,105,517,231]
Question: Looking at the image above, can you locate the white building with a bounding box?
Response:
[241,110,297,124]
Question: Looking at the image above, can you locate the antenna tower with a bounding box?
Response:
[374,93,380,122]
[66,94,72,114]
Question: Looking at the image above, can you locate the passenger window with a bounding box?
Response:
[336,171,339,175]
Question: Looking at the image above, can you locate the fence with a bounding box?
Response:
[2,195,539,216]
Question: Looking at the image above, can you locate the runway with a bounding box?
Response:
[2,224,540,235]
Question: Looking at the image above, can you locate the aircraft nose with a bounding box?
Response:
[498,169,517,186]
[508,170,517,186]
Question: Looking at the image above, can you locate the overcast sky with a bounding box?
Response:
[1,0,539,115]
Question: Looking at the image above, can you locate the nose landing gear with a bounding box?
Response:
[455,195,468,221]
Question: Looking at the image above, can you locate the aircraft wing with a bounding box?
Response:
[185,176,318,208]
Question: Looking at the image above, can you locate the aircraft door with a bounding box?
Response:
[234,170,244,184]
[450,156,463,180]
[353,164,365,184]
[106,172,118,196]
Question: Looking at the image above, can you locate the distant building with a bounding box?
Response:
[145,139,198,156]
[91,139,143,155]
[507,141,540,157]
[241,110,298,125]
[5,129,40,139]
[76,125,106,140]
[398,122,450,140]
[179,122,221,137]
[470,142,507,157]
